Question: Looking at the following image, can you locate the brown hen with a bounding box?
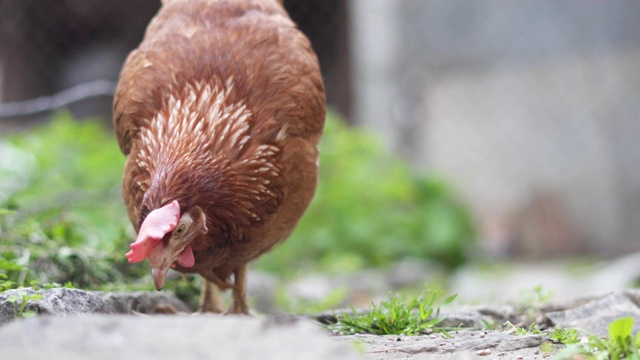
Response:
[113,0,325,314]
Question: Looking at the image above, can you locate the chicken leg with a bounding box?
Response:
[198,280,225,313]
[230,263,249,314]
[198,264,249,314]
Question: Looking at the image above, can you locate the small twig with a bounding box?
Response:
[0,79,117,119]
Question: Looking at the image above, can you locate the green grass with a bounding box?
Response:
[330,289,458,336]
[0,114,144,290]
[554,317,640,360]
[502,317,640,360]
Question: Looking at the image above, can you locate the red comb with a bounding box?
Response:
[126,200,180,263]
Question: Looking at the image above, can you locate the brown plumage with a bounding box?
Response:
[113,0,325,314]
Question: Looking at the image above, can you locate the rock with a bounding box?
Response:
[475,304,519,323]
[6,284,640,359]
[320,303,519,331]
[0,288,110,325]
[620,289,640,306]
[97,291,191,314]
[0,288,190,325]
[437,304,518,329]
[545,290,640,337]
[0,314,365,360]
[336,331,544,359]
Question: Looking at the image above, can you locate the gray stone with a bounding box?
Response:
[438,304,518,329]
[0,288,190,325]
[0,288,110,325]
[96,291,191,314]
[0,314,365,360]
[620,289,640,307]
[7,284,640,359]
[437,306,495,329]
[336,331,543,359]
[476,304,519,323]
[545,290,640,337]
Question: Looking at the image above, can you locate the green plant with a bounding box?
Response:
[0,114,151,290]
[481,318,501,331]
[0,256,26,292]
[4,291,42,318]
[513,285,554,325]
[1,281,70,319]
[503,321,541,335]
[330,289,457,336]
[519,285,554,305]
[556,317,640,360]
[1,256,71,319]
[549,327,580,345]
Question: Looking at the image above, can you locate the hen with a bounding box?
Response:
[113,0,325,314]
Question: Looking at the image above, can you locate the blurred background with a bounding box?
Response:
[1,0,639,309]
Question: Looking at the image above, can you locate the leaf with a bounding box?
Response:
[610,317,634,340]
[0,259,24,271]
[443,294,458,305]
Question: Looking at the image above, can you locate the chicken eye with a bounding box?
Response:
[174,223,187,236]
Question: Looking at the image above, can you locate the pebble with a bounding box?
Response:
[476,349,492,356]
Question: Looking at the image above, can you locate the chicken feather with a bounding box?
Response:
[113,0,325,314]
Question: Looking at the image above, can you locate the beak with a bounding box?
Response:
[152,267,169,290]
[149,242,172,290]
[147,232,197,291]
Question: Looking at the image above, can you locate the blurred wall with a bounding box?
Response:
[350,0,640,256]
